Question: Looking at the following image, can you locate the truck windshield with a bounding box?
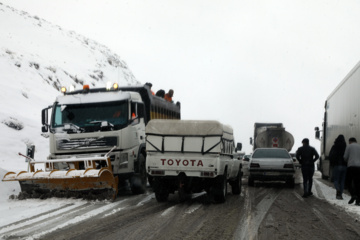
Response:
[51,100,129,132]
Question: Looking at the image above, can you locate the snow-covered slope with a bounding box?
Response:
[0,3,140,172]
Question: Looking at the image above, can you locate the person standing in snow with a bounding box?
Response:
[296,138,319,198]
[344,137,360,205]
[329,134,347,200]
[164,89,174,102]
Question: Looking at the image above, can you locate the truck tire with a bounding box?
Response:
[230,170,242,195]
[130,154,147,194]
[213,171,227,203]
[248,176,254,187]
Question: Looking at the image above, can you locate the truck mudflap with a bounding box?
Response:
[2,147,119,201]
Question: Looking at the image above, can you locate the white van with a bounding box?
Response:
[146,119,242,203]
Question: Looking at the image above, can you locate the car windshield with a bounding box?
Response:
[252,149,290,159]
[51,100,129,132]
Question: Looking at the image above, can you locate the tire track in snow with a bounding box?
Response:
[136,193,154,206]
[0,199,129,239]
[160,206,176,217]
[158,192,205,217]
[0,202,88,237]
[234,187,281,240]
[0,203,75,230]
[311,208,344,240]
[29,199,129,239]
[184,203,202,215]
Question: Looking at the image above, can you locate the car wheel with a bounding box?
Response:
[213,171,227,203]
[231,170,242,195]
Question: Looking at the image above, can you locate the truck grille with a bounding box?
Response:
[57,137,118,150]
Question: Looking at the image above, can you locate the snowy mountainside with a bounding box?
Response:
[0,3,140,172]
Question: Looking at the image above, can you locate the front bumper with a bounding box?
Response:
[249,169,295,181]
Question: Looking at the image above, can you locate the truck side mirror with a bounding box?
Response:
[41,108,48,132]
[42,108,47,125]
[236,143,242,151]
[315,126,320,139]
[41,105,52,133]
[250,137,253,145]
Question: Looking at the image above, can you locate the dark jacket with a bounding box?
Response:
[329,135,347,166]
[296,145,319,166]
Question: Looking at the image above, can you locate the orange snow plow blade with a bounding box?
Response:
[3,148,118,200]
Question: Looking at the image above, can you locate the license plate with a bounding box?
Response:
[264,172,278,176]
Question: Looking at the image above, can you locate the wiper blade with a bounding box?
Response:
[63,123,84,133]
[89,121,114,131]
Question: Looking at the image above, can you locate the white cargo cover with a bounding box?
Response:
[56,91,142,104]
[146,120,233,154]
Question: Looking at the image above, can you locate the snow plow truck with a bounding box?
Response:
[2,83,180,200]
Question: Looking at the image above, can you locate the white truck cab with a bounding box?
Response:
[40,84,180,195]
[146,119,242,203]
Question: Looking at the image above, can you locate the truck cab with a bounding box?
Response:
[41,83,180,194]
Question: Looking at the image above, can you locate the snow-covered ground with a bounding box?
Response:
[2,169,360,237]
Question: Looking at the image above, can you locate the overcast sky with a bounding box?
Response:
[3,0,360,153]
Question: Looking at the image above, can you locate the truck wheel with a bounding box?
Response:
[130,154,147,194]
[231,170,242,195]
[248,176,254,187]
[214,171,227,203]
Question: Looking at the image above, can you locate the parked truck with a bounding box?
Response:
[250,123,294,152]
[146,119,243,203]
[3,83,180,200]
[315,61,360,180]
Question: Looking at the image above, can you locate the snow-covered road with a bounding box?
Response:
[1,169,360,240]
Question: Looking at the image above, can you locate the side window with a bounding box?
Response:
[130,102,140,125]
[138,103,145,120]
[54,106,62,126]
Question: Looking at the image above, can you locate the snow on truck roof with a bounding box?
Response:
[56,91,142,104]
[146,119,233,138]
